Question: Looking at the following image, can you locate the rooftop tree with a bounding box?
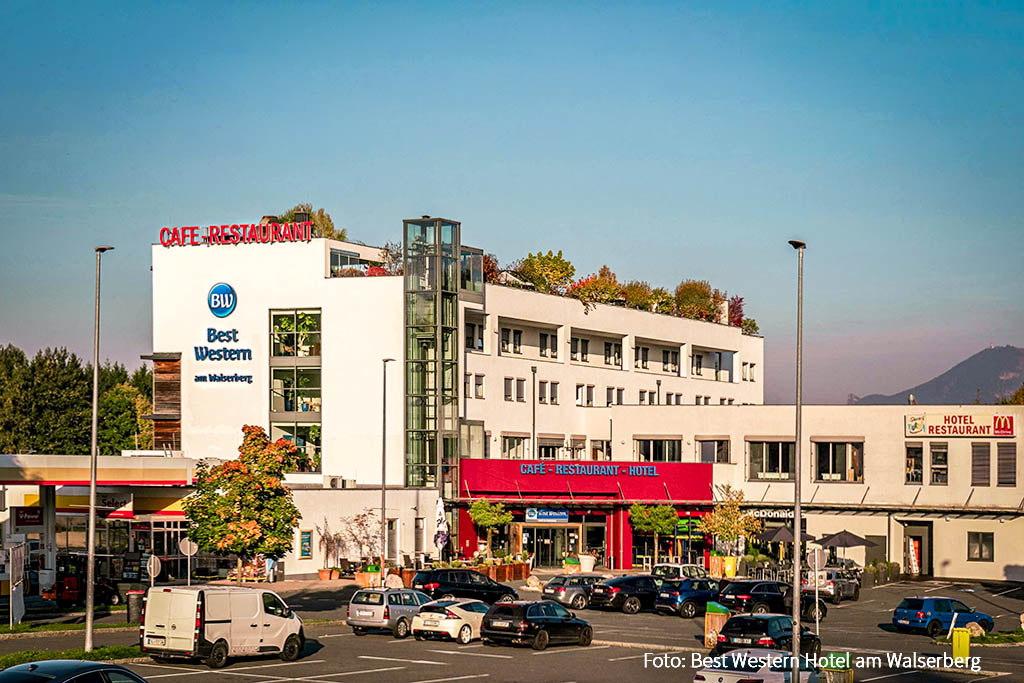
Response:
[279,203,346,241]
[516,250,575,294]
[568,265,622,312]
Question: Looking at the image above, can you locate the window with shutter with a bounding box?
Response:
[971,443,990,487]
[997,443,1017,487]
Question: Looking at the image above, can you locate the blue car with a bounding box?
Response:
[654,578,720,618]
[892,597,994,637]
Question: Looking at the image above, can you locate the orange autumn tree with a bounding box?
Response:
[184,425,309,583]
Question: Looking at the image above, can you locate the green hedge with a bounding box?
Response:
[0,645,141,669]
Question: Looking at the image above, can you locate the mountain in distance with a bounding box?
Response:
[850,345,1024,405]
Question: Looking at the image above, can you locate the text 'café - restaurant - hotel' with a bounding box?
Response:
[8,215,1020,584]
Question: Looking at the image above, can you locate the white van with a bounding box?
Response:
[140,586,304,668]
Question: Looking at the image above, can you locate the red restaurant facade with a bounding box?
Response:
[456,458,714,570]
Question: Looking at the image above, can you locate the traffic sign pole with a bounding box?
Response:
[178,538,198,587]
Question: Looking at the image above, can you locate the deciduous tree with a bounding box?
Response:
[516,250,575,294]
[567,265,622,312]
[1000,382,1024,405]
[697,485,763,556]
[628,504,678,564]
[468,500,513,557]
[280,203,346,241]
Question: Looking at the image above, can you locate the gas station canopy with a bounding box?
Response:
[0,454,196,486]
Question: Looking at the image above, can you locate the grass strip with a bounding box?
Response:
[935,628,1024,645]
[0,645,141,669]
[0,622,131,635]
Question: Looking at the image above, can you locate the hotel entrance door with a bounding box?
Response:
[523,526,579,567]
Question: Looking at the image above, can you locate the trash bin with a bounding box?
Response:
[127,590,146,624]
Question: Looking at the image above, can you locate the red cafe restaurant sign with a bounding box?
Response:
[159,221,313,248]
[905,413,1015,438]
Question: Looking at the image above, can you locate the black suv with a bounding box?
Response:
[412,569,518,604]
[718,580,827,621]
[481,600,593,650]
[712,613,821,657]
[588,575,661,614]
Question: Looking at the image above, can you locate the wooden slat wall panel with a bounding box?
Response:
[153,420,181,450]
[153,359,181,414]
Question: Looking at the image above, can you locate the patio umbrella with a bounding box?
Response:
[757,526,817,544]
[817,530,875,566]
[433,497,449,557]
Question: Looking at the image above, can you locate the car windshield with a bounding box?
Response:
[412,572,433,585]
[351,591,384,605]
[722,617,771,633]
[660,580,685,591]
[897,599,924,610]
[722,582,756,595]
[488,605,522,618]
[547,576,566,586]
[651,566,675,578]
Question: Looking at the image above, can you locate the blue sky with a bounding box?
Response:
[1,1,1022,403]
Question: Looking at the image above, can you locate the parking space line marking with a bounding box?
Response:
[607,654,646,661]
[862,671,916,682]
[357,655,446,666]
[426,649,512,659]
[924,584,951,593]
[289,667,406,680]
[993,587,1020,597]
[133,664,205,672]
[532,645,610,656]
[407,676,489,683]
[319,633,353,638]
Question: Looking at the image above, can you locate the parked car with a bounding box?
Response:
[0,661,149,683]
[711,614,821,657]
[140,586,303,668]
[655,578,720,618]
[347,588,433,638]
[802,568,859,604]
[541,573,606,609]
[652,562,709,580]
[694,648,821,682]
[412,598,490,643]
[718,580,827,621]
[480,600,593,650]
[411,569,518,604]
[892,597,994,637]
[588,575,662,614]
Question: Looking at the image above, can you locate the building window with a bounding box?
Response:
[586,385,594,407]
[538,381,548,403]
[575,384,584,406]
[636,439,682,462]
[513,329,522,354]
[649,389,658,405]
[464,373,471,399]
[606,387,614,406]
[638,390,646,405]
[675,393,683,404]
[570,438,585,460]
[815,442,864,482]
[415,518,425,554]
[634,346,649,369]
[465,322,483,351]
[571,338,589,362]
[930,443,948,485]
[719,398,727,405]
[742,362,749,381]
[662,350,678,372]
[749,364,756,382]
[692,354,702,376]
[997,443,1017,487]
[666,393,674,406]
[967,532,993,562]
[971,443,991,487]
[516,378,526,402]
[714,352,722,380]
[474,374,484,399]
[502,436,528,459]
[270,367,321,412]
[270,422,321,472]
[538,442,559,460]
[905,445,923,484]
[549,334,558,358]
[749,441,795,481]
[271,310,321,357]
[329,249,369,276]
[571,337,578,361]
[504,377,514,402]
[591,440,612,461]
[699,440,730,464]
[500,328,511,353]
[604,342,622,366]
[540,333,549,357]
[550,381,559,404]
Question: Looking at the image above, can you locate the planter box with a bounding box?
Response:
[494,565,509,582]
[354,571,381,588]
[330,569,341,580]
[318,568,332,581]
[514,562,528,580]
[400,568,416,587]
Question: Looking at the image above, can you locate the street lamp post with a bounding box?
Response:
[85,245,114,652]
[379,358,395,587]
[788,239,806,677]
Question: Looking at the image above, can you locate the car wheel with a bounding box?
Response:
[852,587,860,601]
[926,620,943,638]
[751,602,770,615]
[108,592,123,606]
[832,590,842,605]
[497,594,514,604]
[280,634,302,662]
[981,620,993,633]
[457,624,473,644]
[578,625,593,647]
[441,594,455,601]
[807,604,826,621]
[810,641,821,657]
[207,640,229,669]
[571,594,588,610]
[680,601,697,619]
[622,597,641,615]
[393,618,410,639]
[414,632,424,641]
[352,626,367,636]
[532,629,550,651]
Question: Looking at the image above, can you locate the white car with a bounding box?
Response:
[412,599,491,644]
[694,648,820,683]
[652,562,709,580]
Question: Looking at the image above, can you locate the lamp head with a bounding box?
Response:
[383,358,396,363]
[788,240,806,250]
[95,245,115,253]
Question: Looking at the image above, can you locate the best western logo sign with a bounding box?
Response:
[905,413,1015,437]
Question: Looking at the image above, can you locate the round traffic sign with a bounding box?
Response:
[146,554,162,578]
[178,537,199,557]
[806,548,826,570]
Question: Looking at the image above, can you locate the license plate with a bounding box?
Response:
[356,609,372,617]
[543,588,554,593]
[733,637,752,644]
[659,592,670,598]
[491,620,510,628]
[898,619,909,625]
[425,620,439,627]
[147,636,166,646]
[594,588,604,593]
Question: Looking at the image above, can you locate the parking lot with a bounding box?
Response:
[109,578,1024,682]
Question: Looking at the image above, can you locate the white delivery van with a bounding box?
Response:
[140,586,304,668]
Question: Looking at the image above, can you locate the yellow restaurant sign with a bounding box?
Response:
[905,413,1015,438]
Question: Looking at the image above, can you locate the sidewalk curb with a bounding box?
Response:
[0,627,136,641]
[592,639,702,653]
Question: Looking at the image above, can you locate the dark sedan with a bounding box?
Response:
[481,600,593,650]
[411,569,518,604]
[588,575,661,614]
[718,580,827,621]
[0,661,149,683]
[711,614,821,657]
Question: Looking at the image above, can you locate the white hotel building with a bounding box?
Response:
[142,216,1022,582]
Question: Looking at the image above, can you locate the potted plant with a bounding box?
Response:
[315,517,343,581]
[330,567,342,580]
[356,563,381,587]
[579,549,598,573]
